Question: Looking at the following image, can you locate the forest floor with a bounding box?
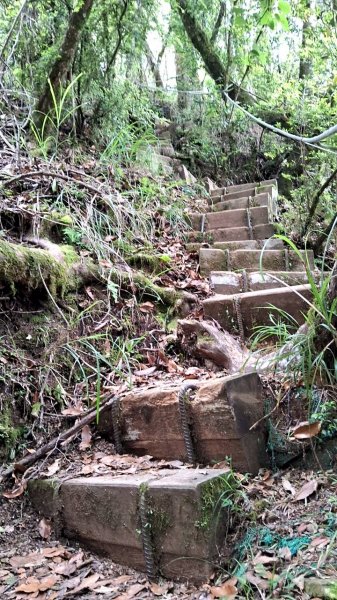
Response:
[1,149,337,599]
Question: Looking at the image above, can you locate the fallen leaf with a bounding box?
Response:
[150,582,168,595]
[295,479,318,501]
[253,554,278,566]
[3,481,27,498]
[79,425,92,450]
[292,421,321,439]
[245,571,268,590]
[62,407,84,416]
[310,537,330,548]
[133,366,157,377]
[54,561,78,577]
[115,583,147,600]
[10,552,45,568]
[45,459,61,476]
[139,301,155,313]
[210,578,237,599]
[69,573,100,594]
[15,576,40,593]
[85,286,95,300]
[39,574,59,591]
[278,547,292,560]
[42,547,66,558]
[38,518,51,540]
[282,478,296,495]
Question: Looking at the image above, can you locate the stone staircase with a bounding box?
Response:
[187,179,314,339]
[26,178,315,584]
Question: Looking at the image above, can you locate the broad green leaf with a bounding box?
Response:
[278,0,291,15]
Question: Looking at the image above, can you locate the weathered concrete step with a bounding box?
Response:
[188,205,270,231]
[210,183,277,205]
[28,468,231,582]
[186,238,283,253]
[98,373,267,473]
[210,178,277,198]
[199,248,314,276]
[209,192,275,215]
[203,285,312,337]
[187,223,275,243]
[210,270,317,294]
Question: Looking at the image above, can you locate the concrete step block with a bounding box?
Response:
[188,206,270,232]
[209,192,272,213]
[200,248,314,276]
[28,468,232,582]
[210,270,316,294]
[203,285,312,337]
[229,249,314,272]
[97,373,267,473]
[210,179,277,198]
[211,183,278,204]
[186,223,275,244]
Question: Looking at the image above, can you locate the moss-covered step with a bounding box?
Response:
[188,206,270,231]
[29,468,234,582]
[210,270,317,294]
[98,373,268,473]
[203,285,312,337]
[199,248,314,276]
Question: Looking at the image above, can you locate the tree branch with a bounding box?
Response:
[302,166,337,237]
[210,1,226,44]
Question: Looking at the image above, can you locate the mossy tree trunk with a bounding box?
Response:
[0,240,194,310]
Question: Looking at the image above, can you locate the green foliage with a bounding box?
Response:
[252,235,337,405]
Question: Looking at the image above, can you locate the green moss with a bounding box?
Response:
[0,240,80,298]
[127,252,170,274]
[0,404,23,460]
[195,471,240,530]
[50,212,73,225]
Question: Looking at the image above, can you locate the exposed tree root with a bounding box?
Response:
[0,239,197,311]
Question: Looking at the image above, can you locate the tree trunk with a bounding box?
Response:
[299,0,312,80]
[173,0,251,103]
[35,0,95,126]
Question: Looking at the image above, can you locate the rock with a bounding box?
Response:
[304,577,337,598]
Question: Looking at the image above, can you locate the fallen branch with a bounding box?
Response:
[1,169,117,200]
[177,318,249,372]
[0,394,119,481]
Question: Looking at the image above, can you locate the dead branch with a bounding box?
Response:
[0,394,118,481]
[1,169,116,200]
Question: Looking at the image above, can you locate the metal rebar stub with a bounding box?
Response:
[233,295,245,342]
[284,248,290,271]
[138,485,156,581]
[111,396,123,454]
[246,204,254,240]
[200,213,206,234]
[178,382,199,464]
[241,269,249,293]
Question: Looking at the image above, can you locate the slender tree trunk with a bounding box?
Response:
[35,0,95,126]
[301,166,337,237]
[299,0,312,80]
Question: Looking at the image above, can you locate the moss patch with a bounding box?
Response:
[0,239,79,297]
